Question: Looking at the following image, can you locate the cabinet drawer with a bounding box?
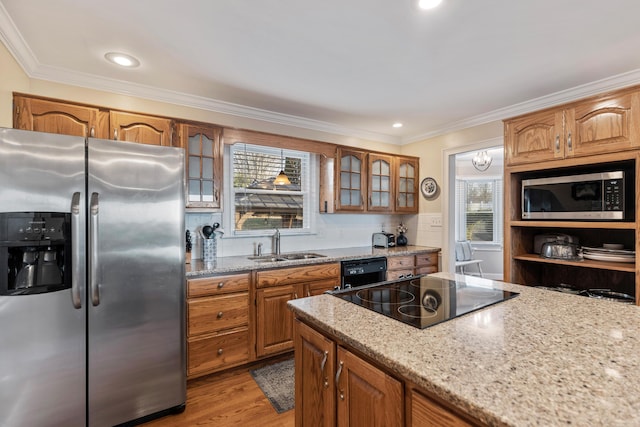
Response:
[187,272,250,297]
[188,293,248,336]
[387,255,414,270]
[387,269,414,281]
[256,262,340,288]
[415,266,438,275]
[415,253,438,267]
[188,328,249,378]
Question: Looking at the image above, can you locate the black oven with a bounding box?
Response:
[341,257,387,289]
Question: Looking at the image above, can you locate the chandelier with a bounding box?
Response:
[472,151,492,172]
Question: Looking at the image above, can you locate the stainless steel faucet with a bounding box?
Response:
[273,228,281,255]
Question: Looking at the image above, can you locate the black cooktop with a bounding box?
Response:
[331,275,519,329]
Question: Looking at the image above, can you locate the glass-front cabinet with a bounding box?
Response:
[336,148,366,211]
[180,123,223,210]
[395,156,418,213]
[368,153,393,212]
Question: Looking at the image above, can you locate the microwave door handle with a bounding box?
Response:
[70,192,82,309]
[89,192,101,306]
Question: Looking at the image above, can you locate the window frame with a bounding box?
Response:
[225,143,316,237]
[455,177,503,246]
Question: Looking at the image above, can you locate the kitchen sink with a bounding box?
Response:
[248,252,327,262]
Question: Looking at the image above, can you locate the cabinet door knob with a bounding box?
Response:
[567,132,572,151]
[555,135,560,152]
[217,311,223,319]
[113,128,118,140]
[217,348,223,355]
[217,282,224,289]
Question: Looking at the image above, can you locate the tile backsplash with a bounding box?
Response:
[185,212,437,259]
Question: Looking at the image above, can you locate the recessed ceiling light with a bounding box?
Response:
[392,123,403,128]
[418,0,442,10]
[104,52,140,68]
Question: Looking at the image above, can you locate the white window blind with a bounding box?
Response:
[455,178,503,244]
[231,144,310,233]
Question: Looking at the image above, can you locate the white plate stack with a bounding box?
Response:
[582,244,635,263]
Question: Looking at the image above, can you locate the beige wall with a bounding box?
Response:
[0,42,30,127]
[400,121,503,214]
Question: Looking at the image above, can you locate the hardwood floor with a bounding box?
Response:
[142,358,295,427]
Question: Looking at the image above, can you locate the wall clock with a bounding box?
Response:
[420,177,439,200]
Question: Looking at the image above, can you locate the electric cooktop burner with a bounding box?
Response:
[331,276,519,329]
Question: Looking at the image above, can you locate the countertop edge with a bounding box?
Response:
[185,245,440,277]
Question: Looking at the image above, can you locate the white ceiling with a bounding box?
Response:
[2,0,640,144]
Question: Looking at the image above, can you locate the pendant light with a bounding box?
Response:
[472,151,492,172]
[273,149,291,186]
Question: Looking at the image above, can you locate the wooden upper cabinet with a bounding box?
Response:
[110,110,174,146]
[505,88,640,166]
[504,109,564,166]
[330,147,419,214]
[367,153,393,212]
[566,91,640,157]
[336,147,367,212]
[13,95,108,138]
[180,123,223,210]
[395,156,418,213]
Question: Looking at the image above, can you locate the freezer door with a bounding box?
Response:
[0,128,87,426]
[87,138,185,426]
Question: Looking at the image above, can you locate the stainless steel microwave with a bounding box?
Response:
[522,171,631,220]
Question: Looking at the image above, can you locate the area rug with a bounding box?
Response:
[250,358,295,414]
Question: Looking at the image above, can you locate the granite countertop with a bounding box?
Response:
[185,245,440,277]
[288,272,640,427]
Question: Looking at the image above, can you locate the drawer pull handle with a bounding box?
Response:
[217,311,223,319]
[217,348,223,355]
[217,282,224,289]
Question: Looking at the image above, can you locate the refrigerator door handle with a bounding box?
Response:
[89,192,101,306]
[70,192,82,309]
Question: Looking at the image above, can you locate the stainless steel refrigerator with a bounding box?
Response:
[0,128,186,426]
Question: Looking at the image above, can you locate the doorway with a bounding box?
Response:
[442,140,503,280]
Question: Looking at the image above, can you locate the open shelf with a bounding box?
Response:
[513,253,636,273]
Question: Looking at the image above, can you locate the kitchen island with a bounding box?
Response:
[288,272,640,426]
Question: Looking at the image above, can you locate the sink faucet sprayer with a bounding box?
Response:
[273,229,281,255]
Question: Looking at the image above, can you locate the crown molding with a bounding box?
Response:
[4,4,640,147]
[0,5,401,145]
[401,68,640,145]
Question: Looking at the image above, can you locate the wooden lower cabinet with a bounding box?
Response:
[188,328,249,378]
[415,252,439,275]
[407,386,475,427]
[256,263,340,358]
[295,320,336,427]
[387,252,440,281]
[186,272,251,379]
[336,346,403,427]
[387,255,414,281]
[256,285,298,357]
[295,319,483,427]
[295,320,403,427]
